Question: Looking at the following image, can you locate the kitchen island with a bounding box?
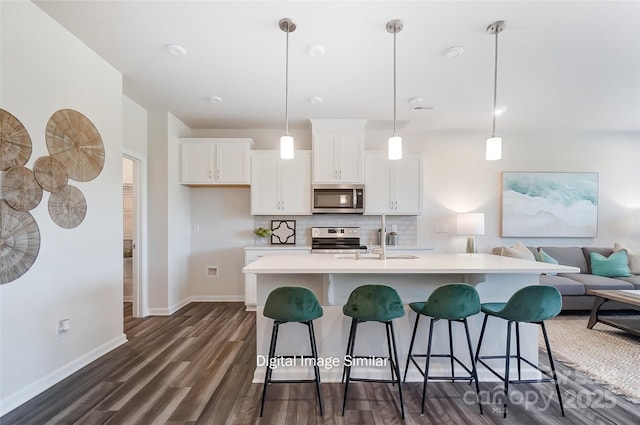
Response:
[242,252,579,383]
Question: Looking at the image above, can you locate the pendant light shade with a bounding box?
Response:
[486,20,505,161]
[386,19,403,160]
[280,135,294,159]
[486,136,502,161]
[279,18,296,159]
[388,136,402,160]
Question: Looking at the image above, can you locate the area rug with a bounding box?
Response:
[540,314,640,403]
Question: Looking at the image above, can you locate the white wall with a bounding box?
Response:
[147,111,191,314]
[0,1,125,414]
[189,188,254,300]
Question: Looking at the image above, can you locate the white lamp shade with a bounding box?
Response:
[280,135,294,159]
[388,135,402,160]
[486,136,502,160]
[457,212,485,235]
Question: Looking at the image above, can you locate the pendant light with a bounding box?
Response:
[279,18,296,159]
[486,20,505,161]
[386,19,403,160]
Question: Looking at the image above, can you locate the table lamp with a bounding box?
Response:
[457,212,485,253]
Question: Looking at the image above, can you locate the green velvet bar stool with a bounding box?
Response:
[260,286,324,417]
[342,284,405,419]
[403,283,483,415]
[474,285,565,418]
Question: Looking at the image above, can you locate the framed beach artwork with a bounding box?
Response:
[501,172,598,237]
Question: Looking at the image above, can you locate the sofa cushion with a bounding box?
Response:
[616,274,640,289]
[501,245,535,261]
[614,242,640,274]
[589,250,632,277]
[582,247,614,273]
[560,273,634,291]
[535,248,559,275]
[540,274,586,296]
[538,247,589,273]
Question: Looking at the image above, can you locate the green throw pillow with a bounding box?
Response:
[590,250,632,277]
[535,248,559,275]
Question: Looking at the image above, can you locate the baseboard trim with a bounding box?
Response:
[190,295,245,302]
[0,334,127,417]
[147,296,245,316]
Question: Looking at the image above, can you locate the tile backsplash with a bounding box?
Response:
[254,215,417,246]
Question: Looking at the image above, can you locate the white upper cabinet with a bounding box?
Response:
[364,151,423,215]
[311,119,366,184]
[180,138,252,185]
[251,150,311,215]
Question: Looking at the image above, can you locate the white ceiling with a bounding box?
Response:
[34,1,640,134]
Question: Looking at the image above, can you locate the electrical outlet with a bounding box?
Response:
[57,319,70,337]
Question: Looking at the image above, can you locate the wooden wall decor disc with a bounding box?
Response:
[1,166,43,211]
[33,156,68,193]
[0,200,41,285]
[0,109,33,171]
[48,185,87,229]
[45,109,105,182]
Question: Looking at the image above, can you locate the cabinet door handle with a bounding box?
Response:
[209,169,212,180]
[395,201,398,209]
[217,169,221,180]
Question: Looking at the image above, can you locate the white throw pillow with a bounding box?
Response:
[614,242,640,274]
[501,244,535,261]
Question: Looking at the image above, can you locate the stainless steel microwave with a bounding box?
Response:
[312,185,364,214]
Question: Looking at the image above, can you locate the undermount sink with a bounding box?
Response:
[334,254,419,260]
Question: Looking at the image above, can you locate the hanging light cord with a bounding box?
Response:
[393,30,398,136]
[284,23,290,137]
[491,27,499,137]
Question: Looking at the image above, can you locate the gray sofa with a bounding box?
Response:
[492,246,640,311]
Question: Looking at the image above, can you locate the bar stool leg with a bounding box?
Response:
[388,321,405,419]
[342,318,356,383]
[342,318,358,416]
[541,321,565,416]
[503,321,512,419]
[515,322,522,381]
[463,318,483,415]
[385,322,397,385]
[474,314,489,363]
[307,320,324,416]
[448,320,455,382]
[420,318,435,415]
[403,314,420,382]
[260,321,280,417]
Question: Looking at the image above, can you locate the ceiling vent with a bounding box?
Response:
[411,105,436,111]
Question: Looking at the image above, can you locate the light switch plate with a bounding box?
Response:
[435,224,449,233]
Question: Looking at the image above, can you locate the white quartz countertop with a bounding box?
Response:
[242,252,580,274]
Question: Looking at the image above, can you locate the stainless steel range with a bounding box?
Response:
[311,227,368,254]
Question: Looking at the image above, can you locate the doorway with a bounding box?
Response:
[122,154,146,318]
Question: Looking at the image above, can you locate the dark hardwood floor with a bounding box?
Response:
[2,302,638,424]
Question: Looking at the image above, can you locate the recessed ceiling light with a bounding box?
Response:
[309,96,323,104]
[166,44,187,56]
[307,45,325,57]
[444,46,464,59]
[494,105,507,115]
[208,96,222,103]
[408,96,423,105]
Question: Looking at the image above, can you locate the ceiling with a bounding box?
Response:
[34,1,640,134]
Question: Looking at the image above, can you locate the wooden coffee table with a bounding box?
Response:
[587,289,640,337]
